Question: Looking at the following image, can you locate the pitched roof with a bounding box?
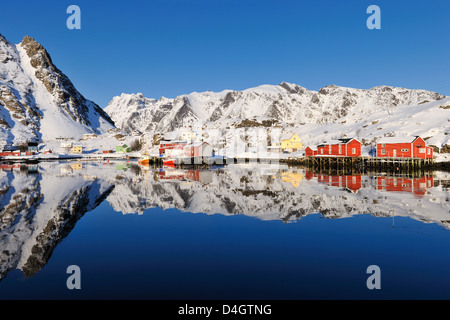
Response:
[377,136,419,144]
[317,138,358,147]
[280,132,298,140]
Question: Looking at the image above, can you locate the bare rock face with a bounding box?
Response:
[0,33,115,144]
[20,35,114,127]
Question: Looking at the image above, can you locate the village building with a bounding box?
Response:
[165,144,185,158]
[316,138,361,157]
[116,144,132,153]
[60,141,73,149]
[71,145,83,154]
[376,136,433,159]
[159,140,187,157]
[27,142,39,152]
[0,150,20,157]
[304,146,317,157]
[279,132,302,153]
[183,142,213,163]
[179,130,196,142]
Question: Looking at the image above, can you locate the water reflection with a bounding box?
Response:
[0,161,448,282]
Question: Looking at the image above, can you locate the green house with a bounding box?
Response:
[116,144,131,153]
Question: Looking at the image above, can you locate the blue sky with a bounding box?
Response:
[1,0,449,107]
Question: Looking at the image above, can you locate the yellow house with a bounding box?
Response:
[279,132,302,152]
[71,145,83,154]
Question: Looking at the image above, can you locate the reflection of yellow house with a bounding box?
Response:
[279,171,303,188]
[72,163,83,170]
[279,133,302,152]
[72,145,83,154]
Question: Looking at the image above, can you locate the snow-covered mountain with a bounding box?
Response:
[0,33,115,144]
[105,82,449,150]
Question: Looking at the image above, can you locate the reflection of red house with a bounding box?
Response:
[0,164,20,171]
[376,136,433,159]
[307,171,362,193]
[376,176,433,196]
[316,138,361,157]
[158,169,212,184]
[158,169,186,181]
[305,170,314,180]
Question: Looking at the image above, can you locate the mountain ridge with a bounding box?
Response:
[0,33,115,145]
[104,81,449,149]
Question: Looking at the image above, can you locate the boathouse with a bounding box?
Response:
[316,138,361,157]
[376,136,433,159]
[183,142,213,159]
[159,140,187,157]
[305,146,317,157]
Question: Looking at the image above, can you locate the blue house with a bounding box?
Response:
[27,142,39,152]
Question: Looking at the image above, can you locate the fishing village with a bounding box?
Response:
[0,127,448,175]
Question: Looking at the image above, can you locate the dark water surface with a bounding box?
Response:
[0,161,449,299]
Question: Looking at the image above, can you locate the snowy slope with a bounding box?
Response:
[105,82,449,151]
[0,33,114,145]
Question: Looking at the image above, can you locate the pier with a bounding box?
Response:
[283,156,437,174]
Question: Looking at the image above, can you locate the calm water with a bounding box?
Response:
[0,161,449,299]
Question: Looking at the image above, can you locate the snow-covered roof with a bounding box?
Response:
[280,132,298,140]
[317,138,358,146]
[377,136,419,144]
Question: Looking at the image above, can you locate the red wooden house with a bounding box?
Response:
[0,151,21,157]
[376,136,433,159]
[159,140,187,157]
[304,146,317,157]
[316,138,361,157]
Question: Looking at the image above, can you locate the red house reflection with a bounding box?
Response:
[305,171,362,193]
[158,169,212,185]
[376,176,433,196]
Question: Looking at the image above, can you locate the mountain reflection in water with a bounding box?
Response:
[0,161,448,283]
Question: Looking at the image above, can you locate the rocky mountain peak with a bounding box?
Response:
[0,33,115,144]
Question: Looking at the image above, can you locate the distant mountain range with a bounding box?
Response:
[0,33,114,145]
[105,82,450,150]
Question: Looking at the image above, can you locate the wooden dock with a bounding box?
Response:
[284,156,436,174]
